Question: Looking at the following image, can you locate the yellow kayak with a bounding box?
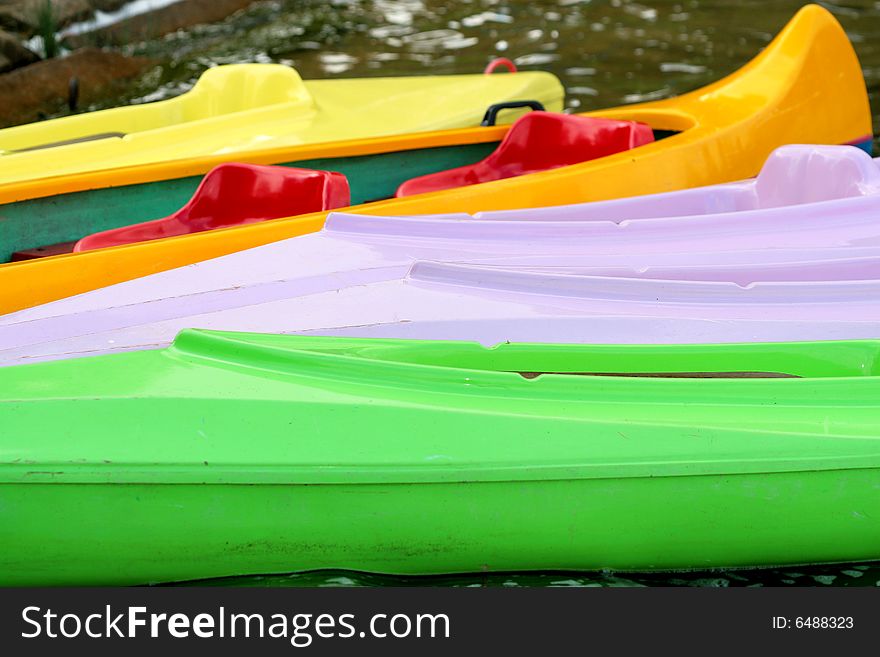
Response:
[0,65,564,183]
[0,4,871,314]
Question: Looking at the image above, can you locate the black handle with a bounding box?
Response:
[480,100,545,127]
[68,77,79,112]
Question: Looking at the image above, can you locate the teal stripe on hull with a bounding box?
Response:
[0,141,498,262]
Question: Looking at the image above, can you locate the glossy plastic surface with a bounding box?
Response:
[479,143,880,220]
[0,138,496,263]
[5,253,880,366]
[0,5,871,314]
[3,331,880,584]
[396,113,654,196]
[5,144,880,366]
[73,164,350,252]
[0,66,564,184]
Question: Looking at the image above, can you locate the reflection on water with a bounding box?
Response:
[95,1,879,587]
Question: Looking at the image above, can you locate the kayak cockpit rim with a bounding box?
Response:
[5,330,880,488]
[167,329,880,387]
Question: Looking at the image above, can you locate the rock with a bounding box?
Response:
[0,47,153,127]
[67,0,256,47]
[0,0,93,36]
[87,0,132,12]
[0,28,38,72]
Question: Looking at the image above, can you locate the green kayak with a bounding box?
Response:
[3,330,880,585]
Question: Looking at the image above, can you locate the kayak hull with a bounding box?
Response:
[5,469,879,586]
[3,332,880,585]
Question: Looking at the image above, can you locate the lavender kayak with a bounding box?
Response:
[4,208,880,346]
[7,191,880,327]
[477,144,880,221]
[2,261,880,366]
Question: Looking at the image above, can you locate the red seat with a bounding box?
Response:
[74,163,350,252]
[395,112,654,197]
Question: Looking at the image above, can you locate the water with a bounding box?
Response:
[180,564,880,588]
[79,0,880,587]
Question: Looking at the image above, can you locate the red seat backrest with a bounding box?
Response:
[74,163,350,252]
[396,112,654,197]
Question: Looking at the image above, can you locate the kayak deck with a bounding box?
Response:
[0,65,564,183]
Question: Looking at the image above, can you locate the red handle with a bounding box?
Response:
[484,58,517,74]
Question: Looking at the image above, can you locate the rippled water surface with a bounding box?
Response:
[181,564,880,588]
[88,1,879,587]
